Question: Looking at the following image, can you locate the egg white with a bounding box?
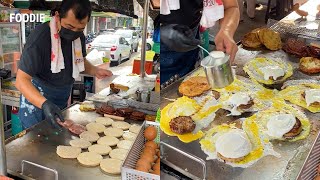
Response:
[200,117,280,168]
[254,100,311,142]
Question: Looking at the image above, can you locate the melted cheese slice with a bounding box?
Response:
[228,92,251,115]
[305,89,320,106]
[266,114,296,138]
[259,66,285,81]
[215,129,252,159]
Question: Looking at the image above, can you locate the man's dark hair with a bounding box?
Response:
[59,0,92,21]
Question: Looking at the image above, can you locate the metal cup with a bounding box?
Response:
[201,54,234,89]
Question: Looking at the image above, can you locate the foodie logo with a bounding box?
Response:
[9,13,45,23]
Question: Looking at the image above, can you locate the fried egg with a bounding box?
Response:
[259,66,285,81]
[227,92,251,116]
[266,114,296,138]
[167,96,200,118]
[243,57,293,85]
[255,100,311,141]
[215,129,252,159]
[161,96,221,143]
[200,117,280,168]
[305,89,320,107]
[279,81,320,113]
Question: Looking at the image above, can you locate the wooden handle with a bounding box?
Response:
[104,114,125,121]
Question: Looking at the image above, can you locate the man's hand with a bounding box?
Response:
[42,100,64,129]
[161,24,201,52]
[215,30,238,63]
[95,68,113,79]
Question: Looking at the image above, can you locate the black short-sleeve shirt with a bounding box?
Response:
[160,0,203,29]
[19,22,86,88]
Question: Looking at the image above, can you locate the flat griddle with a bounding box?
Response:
[5,103,143,180]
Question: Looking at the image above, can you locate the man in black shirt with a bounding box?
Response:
[160,0,240,84]
[16,0,112,129]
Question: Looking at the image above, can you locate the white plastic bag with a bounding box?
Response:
[86,49,104,66]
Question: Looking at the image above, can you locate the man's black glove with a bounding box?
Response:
[161,24,201,52]
[42,100,64,129]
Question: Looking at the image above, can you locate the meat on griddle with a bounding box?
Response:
[57,119,74,128]
[238,99,254,110]
[283,38,320,58]
[307,46,320,58]
[130,111,146,121]
[283,118,302,139]
[283,38,308,57]
[96,104,116,115]
[68,124,86,135]
[169,116,196,134]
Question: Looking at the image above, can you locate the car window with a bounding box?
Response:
[94,36,117,44]
[133,32,137,36]
[119,38,125,44]
[115,30,132,38]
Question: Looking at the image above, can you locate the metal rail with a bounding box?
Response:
[0,78,7,176]
[140,0,150,78]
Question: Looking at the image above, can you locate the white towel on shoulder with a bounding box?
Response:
[160,0,180,15]
[49,15,85,79]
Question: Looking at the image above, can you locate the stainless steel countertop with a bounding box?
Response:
[5,104,121,180]
[160,46,320,180]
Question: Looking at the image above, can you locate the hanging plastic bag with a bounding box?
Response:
[86,49,104,66]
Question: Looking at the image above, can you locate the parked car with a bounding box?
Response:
[85,33,96,44]
[129,26,142,37]
[138,38,154,51]
[114,26,128,30]
[114,29,139,52]
[88,34,131,65]
[99,29,115,35]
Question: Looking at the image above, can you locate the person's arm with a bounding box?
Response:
[214,0,240,62]
[84,58,113,79]
[83,58,97,76]
[220,0,240,37]
[16,69,46,108]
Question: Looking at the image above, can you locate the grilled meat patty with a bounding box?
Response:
[283,118,303,139]
[169,116,196,134]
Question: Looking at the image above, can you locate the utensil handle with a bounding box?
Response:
[104,114,125,121]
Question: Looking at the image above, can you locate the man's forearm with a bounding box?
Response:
[84,58,97,76]
[16,71,46,109]
[219,6,240,36]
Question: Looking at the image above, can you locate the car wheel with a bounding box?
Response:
[146,43,151,51]
[134,45,138,52]
[118,55,122,65]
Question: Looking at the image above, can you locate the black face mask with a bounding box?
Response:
[59,26,83,41]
